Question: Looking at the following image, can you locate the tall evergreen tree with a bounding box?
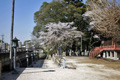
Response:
[64,0,88,31]
[33,1,66,37]
[33,0,89,37]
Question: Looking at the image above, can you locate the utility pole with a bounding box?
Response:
[10,0,15,70]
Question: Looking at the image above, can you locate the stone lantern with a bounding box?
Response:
[12,37,19,74]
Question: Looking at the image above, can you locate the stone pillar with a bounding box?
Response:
[76,52,78,56]
[52,54,55,62]
[61,57,66,69]
[81,52,84,56]
[110,51,113,59]
[106,51,110,59]
[103,52,106,58]
[84,50,87,56]
[69,49,71,56]
[114,51,118,60]
[63,52,66,57]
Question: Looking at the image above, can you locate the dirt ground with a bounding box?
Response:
[66,56,120,80]
[67,57,120,70]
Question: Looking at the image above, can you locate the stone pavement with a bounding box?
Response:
[2,57,120,80]
[1,59,59,80]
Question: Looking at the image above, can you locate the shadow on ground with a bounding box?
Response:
[1,55,48,80]
[22,70,55,74]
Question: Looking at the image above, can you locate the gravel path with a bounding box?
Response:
[2,57,120,80]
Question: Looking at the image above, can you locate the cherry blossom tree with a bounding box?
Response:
[38,22,83,51]
[85,0,120,40]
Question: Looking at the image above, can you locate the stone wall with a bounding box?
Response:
[0,51,29,71]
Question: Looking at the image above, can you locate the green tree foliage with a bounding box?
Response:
[33,1,66,37]
[64,0,88,31]
[64,0,91,50]
[32,25,41,38]
[34,2,66,24]
[33,0,89,37]
[64,0,85,8]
